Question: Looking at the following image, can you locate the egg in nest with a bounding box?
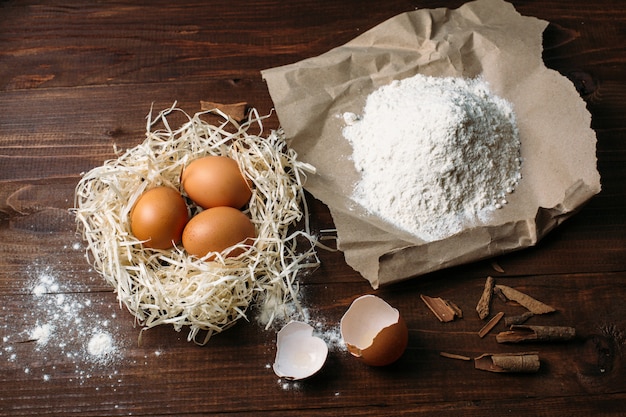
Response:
[130,186,189,249]
[182,206,256,259]
[181,155,252,209]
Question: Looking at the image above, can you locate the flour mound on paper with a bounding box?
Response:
[342,74,521,242]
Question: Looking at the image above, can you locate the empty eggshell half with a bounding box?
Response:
[273,321,328,380]
[340,294,408,366]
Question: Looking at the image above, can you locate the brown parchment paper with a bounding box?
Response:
[261,0,601,288]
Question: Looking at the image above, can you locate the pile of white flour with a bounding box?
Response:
[342,74,521,242]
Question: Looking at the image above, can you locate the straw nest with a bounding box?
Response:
[74,104,319,344]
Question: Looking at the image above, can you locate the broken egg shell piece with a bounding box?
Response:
[272,321,329,381]
[340,294,408,367]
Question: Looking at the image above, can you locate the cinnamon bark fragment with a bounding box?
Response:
[478,311,504,338]
[200,101,249,121]
[476,276,495,320]
[440,352,471,361]
[420,294,461,322]
[494,285,556,314]
[493,285,508,303]
[504,311,534,327]
[491,261,505,273]
[496,325,576,343]
[474,352,540,373]
[446,299,463,319]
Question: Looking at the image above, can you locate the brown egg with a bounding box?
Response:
[182,206,256,259]
[181,155,252,209]
[130,186,189,249]
[340,295,408,367]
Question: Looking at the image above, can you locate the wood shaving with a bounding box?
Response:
[74,104,319,344]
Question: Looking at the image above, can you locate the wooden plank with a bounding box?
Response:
[0,0,625,416]
[1,272,625,415]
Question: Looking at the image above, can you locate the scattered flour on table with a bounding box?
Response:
[0,248,126,384]
[87,332,117,364]
[257,292,345,353]
[30,323,53,346]
[342,73,522,242]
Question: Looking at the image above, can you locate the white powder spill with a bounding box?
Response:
[314,323,346,353]
[277,378,301,391]
[258,294,345,353]
[30,324,53,345]
[256,292,311,330]
[87,332,118,364]
[0,258,127,386]
[32,284,47,297]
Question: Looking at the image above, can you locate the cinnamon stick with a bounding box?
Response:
[440,352,471,361]
[446,299,463,319]
[478,311,504,338]
[496,325,576,343]
[491,261,505,273]
[420,294,461,322]
[504,311,534,327]
[494,285,556,314]
[474,352,540,373]
[493,285,508,303]
[476,276,495,320]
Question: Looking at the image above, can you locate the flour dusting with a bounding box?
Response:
[88,332,117,364]
[0,254,127,385]
[30,324,53,346]
[343,74,521,242]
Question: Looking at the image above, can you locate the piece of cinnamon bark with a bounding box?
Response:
[420,294,462,322]
[476,276,495,320]
[504,311,534,326]
[496,325,576,343]
[474,352,540,373]
[200,101,249,121]
[478,311,504,338]
[494,285,556,314]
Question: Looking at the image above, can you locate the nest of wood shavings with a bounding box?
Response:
[74,104,319,345]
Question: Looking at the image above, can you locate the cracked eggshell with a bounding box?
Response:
[340,294,408,366]
[272,321,328,380]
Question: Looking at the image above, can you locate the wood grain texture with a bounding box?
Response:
[1,0,625,416]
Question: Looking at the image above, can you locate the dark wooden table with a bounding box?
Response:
[1,1,625,416]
